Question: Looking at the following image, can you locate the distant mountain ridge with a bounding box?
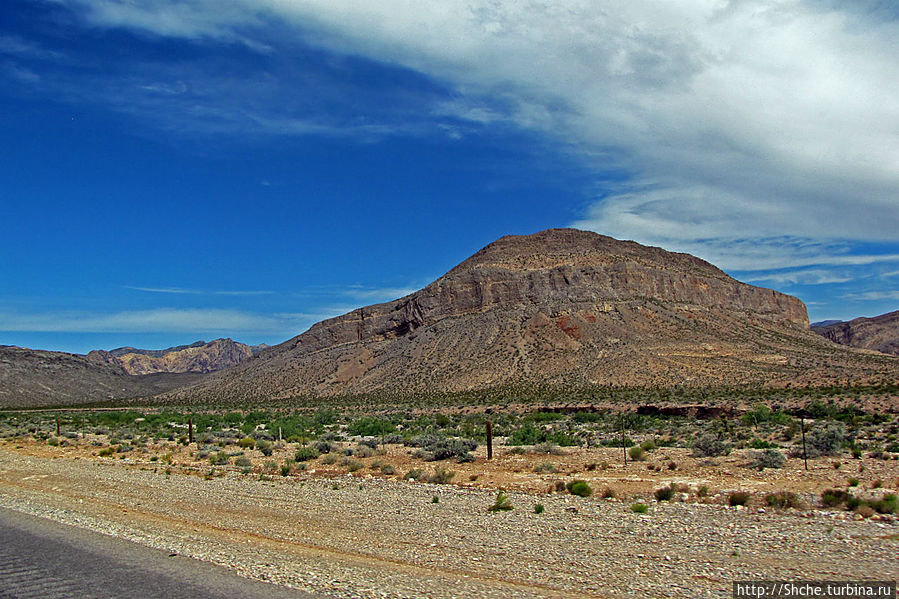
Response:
[0,346,203,408]
[812,311,899,356]
[165,228,899,404]
[87,338,266,375]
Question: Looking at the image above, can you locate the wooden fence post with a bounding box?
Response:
[486,420,493,460]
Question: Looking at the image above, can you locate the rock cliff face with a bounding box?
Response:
[813,311,899,356]
[87,339,266,375]
[166,229,898,404]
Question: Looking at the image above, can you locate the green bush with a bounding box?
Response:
[806,423,846,458]
[294,446,320,461]
[628,446,646,461]
[534,504,545,514]
[631,502,649,514]
[256,439,273,456]
[403,468,425,481]
[765,491,805,509]
[728,491,751,506]
[692,434,728,457]
[750,449,785,470]
[209,451,229,465]
[654,485,674,501]
[488,490,513,512]
[237,437,255,449]
[566,480,593,497]
[428,466,455,484]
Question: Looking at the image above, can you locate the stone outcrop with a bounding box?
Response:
[166,229,899,404]
[813,310,899,356]
[87,339,266,375]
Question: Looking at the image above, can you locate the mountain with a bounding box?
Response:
[812,311,899,356]
[165,229,899,404]
[0,346,204,409]
[811,320,842,327]
[87,339,267,375]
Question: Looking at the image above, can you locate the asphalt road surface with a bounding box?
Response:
[0,507,321,598]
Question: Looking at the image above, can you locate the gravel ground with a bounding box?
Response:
[0,447,896,598]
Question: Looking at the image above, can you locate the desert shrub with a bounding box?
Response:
[405,433,442,448]
[566,480,593,497]
[314,440,338,454]
[534,503,545,514]
[235,456,252,468]
[209,451,229,465]
[348,417,396,438]
[870,493,897,514]
[383,434,403,444]
[692,434,728,457]
[765,491,805,509]
[429,466,455,484]
[98,447,115,457]
[320,453,338,465]
[631,502,649,514]
[697,485,709,498]
[628,446,646,461]
[821,489,851,508]
[534,462,556,473]
[806,423,846,458]
[256,440,273,456]
[667,461,678,470]
[280,463,292,476]
[855,504,876,518]
[380,463,396,475]
[750,449,785,470]
[355,445,375,458]
[357,438,379,449]
[237,437,255,449]
[654,485,675,501]
[640,439,656,451]
[404,468,426,481]
[294,446,320,461]
[339,457,363,472]
[508,422,578,447]
[728,491,751,506]
[263,460,277,471]
[848,477,860,487]
[413,437,477,462]
[488,490,513,512]
[601,487,616,499]
[533,442,565,455]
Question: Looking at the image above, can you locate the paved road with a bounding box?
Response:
[0,507,321,598]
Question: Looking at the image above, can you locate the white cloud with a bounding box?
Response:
[54,1,899,256]
[0,308,311,334]
[842,291,899,302]
[742,268,854,286]
[125,286,273,296]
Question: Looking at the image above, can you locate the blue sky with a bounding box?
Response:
[1,0,898,354]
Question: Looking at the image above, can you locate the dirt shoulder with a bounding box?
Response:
[0,446,896,599]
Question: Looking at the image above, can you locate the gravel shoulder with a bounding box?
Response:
[0,447,896,598]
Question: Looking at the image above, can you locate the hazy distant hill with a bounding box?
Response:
[87,338,267,375]
[165,229,899,404]
[813,311,899,356]
[0,346,203,408]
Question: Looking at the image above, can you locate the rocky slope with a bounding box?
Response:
[0,346,203,408]
[87,339,266,375]
[166,229,899,404]
[812,310,899,356]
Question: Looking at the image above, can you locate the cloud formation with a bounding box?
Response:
[0,308,315,335]
[50,0,899,275]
